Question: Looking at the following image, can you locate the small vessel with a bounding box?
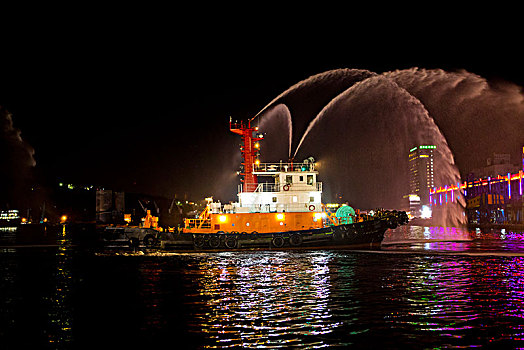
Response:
[100,119,408,250]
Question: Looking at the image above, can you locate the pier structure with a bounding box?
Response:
[430,148,524,226]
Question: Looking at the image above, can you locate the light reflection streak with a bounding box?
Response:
[190,252,342,348]
[384,225,524,253]
[47,225,73,347]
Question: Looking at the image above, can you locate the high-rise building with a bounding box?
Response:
[409,145,436,206]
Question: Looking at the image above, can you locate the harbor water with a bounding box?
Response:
[1,225,524,348]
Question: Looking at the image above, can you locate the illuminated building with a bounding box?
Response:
[430,147,524,225]
[409,145,436,209]
[0,210,21,225]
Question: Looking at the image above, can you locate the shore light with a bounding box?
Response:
[421,206,432,219]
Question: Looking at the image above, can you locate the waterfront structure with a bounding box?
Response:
[409,145,436,215]
[430,147,524,226]
[0,210,21,226]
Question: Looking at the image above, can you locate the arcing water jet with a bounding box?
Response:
[252,67,523,227]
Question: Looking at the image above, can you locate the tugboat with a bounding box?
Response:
[99,119,408,250]
[156,119,408,250]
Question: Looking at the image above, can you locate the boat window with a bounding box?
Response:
[299,175,304,182]
[286,175,292,184]
[272,196,277,203]
[310,196,315,202]
[307,174,314,185]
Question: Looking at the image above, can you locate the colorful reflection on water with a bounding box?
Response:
[2,225,524,348]
[186,252,343,348]
[385,225,524,254]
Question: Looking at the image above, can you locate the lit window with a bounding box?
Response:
[307,175,314,185]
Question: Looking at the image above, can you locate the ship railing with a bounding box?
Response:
[239,182,322,193]
[185,218,211,229]
[236,202,323,213]
[253,162,315,173]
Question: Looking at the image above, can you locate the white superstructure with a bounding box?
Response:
[224,158,322,213]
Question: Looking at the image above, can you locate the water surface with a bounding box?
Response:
[1,225,524,348]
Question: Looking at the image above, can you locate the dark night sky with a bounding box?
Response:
[1,9,522,205]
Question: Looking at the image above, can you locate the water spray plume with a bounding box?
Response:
[258,104,293,159]
[383,68,524,172]
[250,68,377,123]
[234,64,523,229]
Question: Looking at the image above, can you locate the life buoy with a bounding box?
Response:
[308,205,315,211]
[283,184,290,191]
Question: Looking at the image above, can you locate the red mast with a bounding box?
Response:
[230,118,263,192]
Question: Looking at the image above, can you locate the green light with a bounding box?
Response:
[409,147,417,152]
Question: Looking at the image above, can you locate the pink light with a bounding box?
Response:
[508,172,511,199]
